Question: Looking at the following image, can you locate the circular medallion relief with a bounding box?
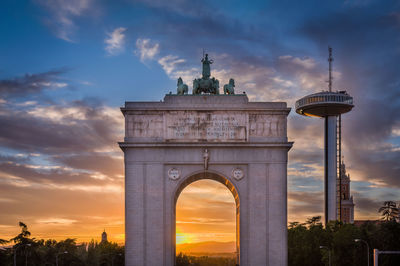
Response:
[168,168,181,180]
[232,168,244,180]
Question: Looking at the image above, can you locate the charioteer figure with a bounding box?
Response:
[201,54,213,79]
[193,54,219,94]
[191,53,236,95]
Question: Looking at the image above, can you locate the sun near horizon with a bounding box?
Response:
[175,179,236,253]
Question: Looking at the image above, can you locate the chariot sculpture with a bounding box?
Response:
[193,77,219,94]
[175,53,237,95]
[192,54,220,95]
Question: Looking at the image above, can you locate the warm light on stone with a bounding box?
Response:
[120,94,292,265]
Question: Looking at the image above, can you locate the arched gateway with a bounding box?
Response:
[174,171,241,262]
[119,53,292,266]
[119,94,292,265]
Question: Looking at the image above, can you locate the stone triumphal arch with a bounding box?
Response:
[119,94,292,265]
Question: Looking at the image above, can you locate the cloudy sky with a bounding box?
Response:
[1,0,399,244]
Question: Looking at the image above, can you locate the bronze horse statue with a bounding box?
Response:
[223,78,235,94]
[177,77,188,95]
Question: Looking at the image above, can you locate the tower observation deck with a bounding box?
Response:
[295,91,353,117]
[295,48,354,224]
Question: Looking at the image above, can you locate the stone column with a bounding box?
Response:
[268,159,288,266]
[247,163,268,265]
[144,163,164,265]
[125,161,145,266]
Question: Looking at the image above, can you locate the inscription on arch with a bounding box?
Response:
[165,111,248,142]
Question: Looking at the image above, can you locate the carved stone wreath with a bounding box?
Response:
[168,168,181,181]
[232,168,244,180]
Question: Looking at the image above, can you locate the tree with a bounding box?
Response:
[176,253,191,266]
[288,216,328,266]
[305,216,322,226]
[10,222,31,244]
[378,201,399,221]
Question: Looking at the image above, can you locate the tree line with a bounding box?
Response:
[1,201,399,265]
[175,218,400,266]
[288,200,400,266]
[176,253,236,266]
[0,222,124,266]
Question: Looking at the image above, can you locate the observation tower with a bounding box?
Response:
[295,48,354,224]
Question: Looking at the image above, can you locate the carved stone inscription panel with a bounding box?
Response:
[249,114,286,138]
[165,111,248,142]
[126,113,164,138]
[126,110,287,141]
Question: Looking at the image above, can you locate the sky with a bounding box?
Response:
[0,0,400,245]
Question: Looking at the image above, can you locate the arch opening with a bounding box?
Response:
[174,171,240,265]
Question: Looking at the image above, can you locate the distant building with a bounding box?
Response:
[338,162,355,223]
[101,229,108,243]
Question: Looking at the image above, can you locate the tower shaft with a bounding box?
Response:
[325,116,337,224]
[337,114,342,221]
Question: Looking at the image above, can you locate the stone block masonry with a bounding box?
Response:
[119,94,293,266]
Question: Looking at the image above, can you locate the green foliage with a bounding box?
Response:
[288,216,326,266]
[175,253,237,266]
[378,201,399,221]
[10,222,31,244]
[2,218,400,266]
[0,222,124,266]
[288,216,400,266]
[176,253,191,265]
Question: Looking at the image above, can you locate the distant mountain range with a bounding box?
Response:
[176,241,236,254]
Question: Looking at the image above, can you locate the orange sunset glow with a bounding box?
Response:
[176,180,236,253]
[2,1,400,265]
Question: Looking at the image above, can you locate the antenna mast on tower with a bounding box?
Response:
[328,47,333,92]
